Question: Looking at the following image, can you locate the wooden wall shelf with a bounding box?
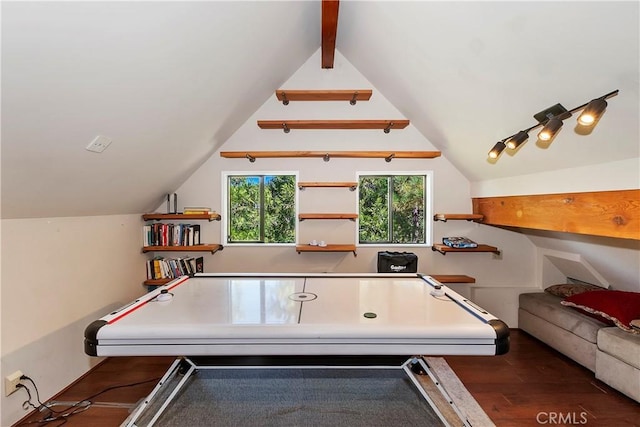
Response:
[276,90,372,105]
[432,244,500,255]
[298,182,358,191]
[142,213,221,222]
[220,151,441,162]
[296,244,357,256]
[430,275,476,284]
[144,278,173,286]
[433,214,483,222]
[142,244,223,254]
[257,119,410,133]
[299,213,358,221]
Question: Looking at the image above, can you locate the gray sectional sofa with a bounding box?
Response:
[519,292,640,403]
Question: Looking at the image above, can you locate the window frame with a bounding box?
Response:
[221,171,299,246]
[355,170,433,247]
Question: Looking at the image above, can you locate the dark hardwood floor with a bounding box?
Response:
[446,330,640,426]
[13,330,640,426]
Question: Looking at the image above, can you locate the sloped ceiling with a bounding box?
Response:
[2,1,638,219]
[1,1,320,218]
[337,1,639,183]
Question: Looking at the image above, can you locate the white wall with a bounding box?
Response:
[471,158,640,197]
[0,214,148,426]
[170,49,537,325]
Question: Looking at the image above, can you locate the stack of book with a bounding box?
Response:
[146,256,204,280]
[183,206,214,215]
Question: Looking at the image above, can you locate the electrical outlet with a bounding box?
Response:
[85,135,112,153]
[5,370,23,396]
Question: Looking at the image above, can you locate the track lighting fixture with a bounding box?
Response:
[487,90,618,160]
[577,98,608,126]
[506,130,529,150]
[488,141,506,159]
[538,117,563,141]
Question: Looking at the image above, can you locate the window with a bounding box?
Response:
[224,173,297,244]
[357,172,432,245]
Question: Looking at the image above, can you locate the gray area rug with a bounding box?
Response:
[154,368,445,427]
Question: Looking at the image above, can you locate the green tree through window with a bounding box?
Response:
[227,174,295,243]
[359,174,427,244]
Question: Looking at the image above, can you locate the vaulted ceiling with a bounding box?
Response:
[2,1,638,219]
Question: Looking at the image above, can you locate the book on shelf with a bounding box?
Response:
[146,256,204,280]
[182,207,213,215]
[143,223,203,247]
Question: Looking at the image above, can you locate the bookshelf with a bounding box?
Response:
[142,212,223,286]
[432,212,499,255]
[297,181,358,256]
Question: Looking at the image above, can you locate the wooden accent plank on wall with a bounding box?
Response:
[472,189,640,240]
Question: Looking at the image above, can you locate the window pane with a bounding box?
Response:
[392,175,425,243]
[228,176,261,242]
[264,175,295,243]
[227,174,296,244]
[358,174,428,245]
[359,176,390,243]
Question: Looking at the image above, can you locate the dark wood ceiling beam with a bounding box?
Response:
[322,0,339,68]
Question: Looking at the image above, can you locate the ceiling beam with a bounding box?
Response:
[321,0,339,68]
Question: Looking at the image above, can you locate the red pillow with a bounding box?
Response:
[561,290,640,334]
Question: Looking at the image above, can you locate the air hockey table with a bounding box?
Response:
[84,273,509,427]
[85,273,508,358]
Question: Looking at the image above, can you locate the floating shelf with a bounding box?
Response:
[299,213,358,221]
[296,244,357,256]
[431,244,500,255]
[276,89,373,105]
[142,244,223,254]
[257,119,410,133]
[298,181,358,191]
[430,275,476,284]
[433,214,484,222]
[142,213,221,222]
[220,151,441,162]
[144,278,173,286]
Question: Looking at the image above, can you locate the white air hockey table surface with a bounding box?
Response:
[85,273,509,357]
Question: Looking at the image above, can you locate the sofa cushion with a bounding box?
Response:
[596,349,640,403]
[597,327,640,370]
[562,290,640,334]
[519,293,607,343]
[544,283,604,298]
